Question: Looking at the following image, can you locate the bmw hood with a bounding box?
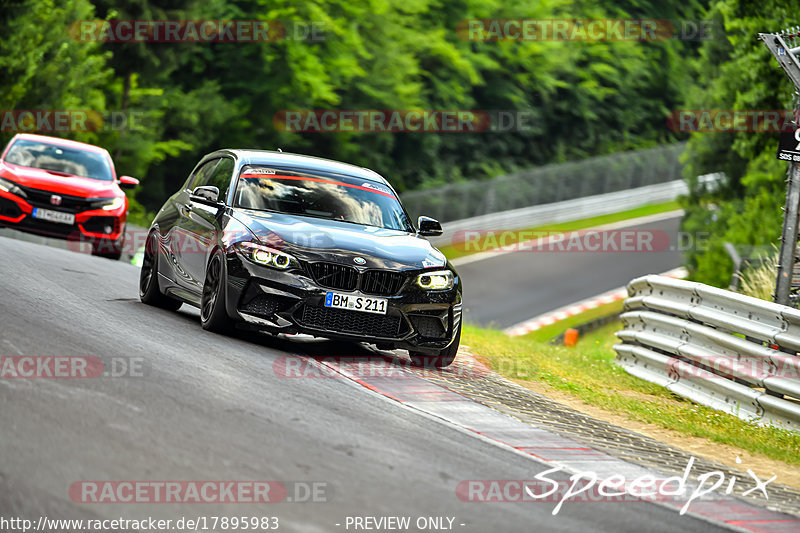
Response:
[233,210,447,270]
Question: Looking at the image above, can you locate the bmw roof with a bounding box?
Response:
[206,149,391,186]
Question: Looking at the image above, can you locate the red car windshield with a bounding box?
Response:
[4,139,114,181]
[234,166,413,232]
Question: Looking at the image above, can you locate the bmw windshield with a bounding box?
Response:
[233,166,414,232]
[4,139,114,181]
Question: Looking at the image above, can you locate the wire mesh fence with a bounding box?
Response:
[400,143,687,223]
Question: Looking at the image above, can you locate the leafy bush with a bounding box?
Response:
[681,1,796,287]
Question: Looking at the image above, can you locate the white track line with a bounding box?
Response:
[503,266,688,337]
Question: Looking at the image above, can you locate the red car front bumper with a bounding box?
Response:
[0,188,126,243]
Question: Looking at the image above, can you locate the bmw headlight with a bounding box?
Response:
[416,270,454,290]
[236,241,298,270]
[99,196,125,211]
[0,177,27,198]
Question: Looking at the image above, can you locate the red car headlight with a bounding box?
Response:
[0,177,27,199]
[97,197,124,211]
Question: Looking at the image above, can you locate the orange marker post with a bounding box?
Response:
[564,328,579,347]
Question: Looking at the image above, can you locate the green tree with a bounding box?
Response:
[680,0,795,287]
[0,0,111,146]
[1,0,715,224]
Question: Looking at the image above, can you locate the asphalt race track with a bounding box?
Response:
[455,214,683,328]
[0,234,736,532]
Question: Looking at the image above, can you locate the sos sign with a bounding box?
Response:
[778,127,800,162]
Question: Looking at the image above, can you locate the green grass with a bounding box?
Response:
[463,322,800,465]
[441,200,681,260]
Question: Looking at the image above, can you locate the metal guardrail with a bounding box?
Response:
[401,143,686,224]
[613,275,800,431]
[427,180,687,247]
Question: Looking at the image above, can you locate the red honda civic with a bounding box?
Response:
[0,133,139,259]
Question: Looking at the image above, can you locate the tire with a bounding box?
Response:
[91,241,123,261]
[139,233,182,311]
[200,249,232,332]
[90,233,124,260]
[410,323,461,368]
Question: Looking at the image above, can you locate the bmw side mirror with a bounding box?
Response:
[417,216,443,237]
[118,175,139,190]
[191,185,221,205]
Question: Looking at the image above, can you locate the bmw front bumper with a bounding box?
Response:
[222,249,462,354]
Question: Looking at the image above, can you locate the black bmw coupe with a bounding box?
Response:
[139,150,462,367]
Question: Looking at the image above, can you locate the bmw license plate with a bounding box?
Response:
[32,208,75,225]
[324,291,387,315]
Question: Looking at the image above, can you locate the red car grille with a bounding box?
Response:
[0,196,23,218]
[81,216,120,235]
[18,185,100,213]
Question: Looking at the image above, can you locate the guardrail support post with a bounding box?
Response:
[775,146,800,306]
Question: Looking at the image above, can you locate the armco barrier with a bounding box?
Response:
[401,143,686,225]
[427,179,688,247]
[613,274,800,431]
